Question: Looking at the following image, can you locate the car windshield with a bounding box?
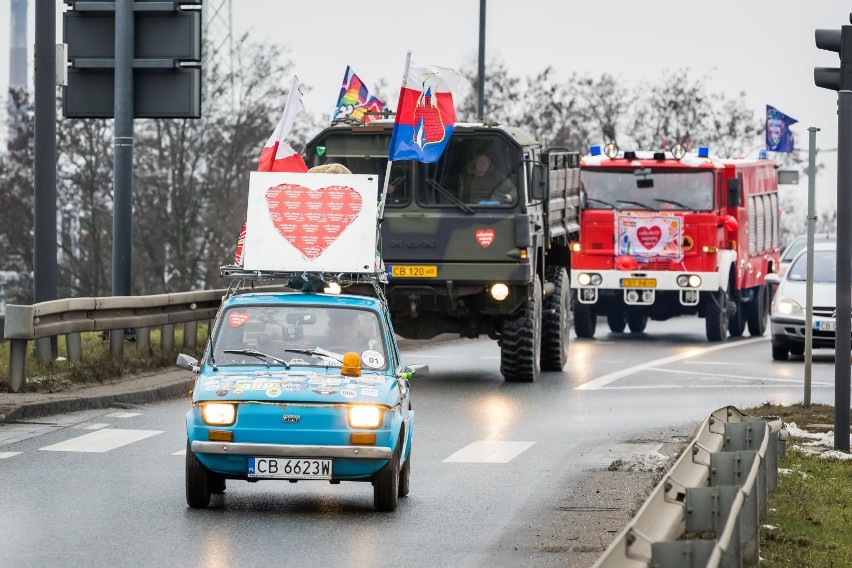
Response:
[787,250,838,282]
[213,305,389,370]
[580,170,715,211]
[781,236,835,262]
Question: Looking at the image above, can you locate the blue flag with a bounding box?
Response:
[766,105,798,153]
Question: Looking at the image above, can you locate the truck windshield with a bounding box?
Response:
[581,170,715,212]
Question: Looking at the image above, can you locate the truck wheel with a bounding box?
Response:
[746,284,769,337]
[185,440,212,509]
[501,276,542,382]
[728,294,746,337]
[574,301,596,339]
[626,311,648,333]
[607,311,626,333]
[541,266,570,371]
[705,290,729,342]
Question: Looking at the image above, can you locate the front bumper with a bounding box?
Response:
[570,269,722,292]
[770,316,838,349]
[191,441,392,460]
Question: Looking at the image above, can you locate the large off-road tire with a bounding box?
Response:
[500,276,542,382]
[373,436,401,511]
[573,300,597,339]
[772,344,789,361]
[185,440,212,509]
[746,284,769,337]
[541,266,570,371]
[705,290,729,342]
[626,311,648,333]
[607,311,626,333]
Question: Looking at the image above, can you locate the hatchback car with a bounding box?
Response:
[177,290,427,511]
[765,241,838,360]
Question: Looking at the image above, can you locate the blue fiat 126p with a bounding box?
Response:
[177,283,427,511]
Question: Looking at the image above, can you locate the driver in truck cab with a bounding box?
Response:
[466,153,516,205]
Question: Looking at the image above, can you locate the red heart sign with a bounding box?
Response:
[265,183,362,260]
[636,226,662,250]
[228,311,250,328]
[476,229,495,248]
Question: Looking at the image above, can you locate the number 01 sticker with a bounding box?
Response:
[360,350,385,368]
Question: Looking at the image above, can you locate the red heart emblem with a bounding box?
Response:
[636,226,662,250]
[265,183,363,260]
[475,229,495,248]
[228,311,250,328]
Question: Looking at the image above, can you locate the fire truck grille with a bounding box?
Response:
[639,260,672,270]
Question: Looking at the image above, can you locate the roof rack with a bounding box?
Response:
[219,265,387,301]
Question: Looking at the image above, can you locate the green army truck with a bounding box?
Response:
[304,121,580,382]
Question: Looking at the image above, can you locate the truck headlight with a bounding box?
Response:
[201,403,236,426]
[490,283,509,301]
[775,296,803,317]
[578,273,591,286]
[348,405,383,429]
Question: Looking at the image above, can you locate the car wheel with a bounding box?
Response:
[626,311,648,333]
[541,266,570,371]
[706,290,728,342]
[211,475,226,494]
[772,344,789,361]
[185,440,212,509]
[574,301,597,339]
[607,310,626,333]
[790,344,805,356]
[500,276,542,382]
[373,436,401,511]
[398,447,411,498]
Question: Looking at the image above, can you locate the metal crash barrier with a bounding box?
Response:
[593,406,788,568]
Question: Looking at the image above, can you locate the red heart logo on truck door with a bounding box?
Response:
[475,229,495,248]
[636,226,662,251]
[265,183,362,259]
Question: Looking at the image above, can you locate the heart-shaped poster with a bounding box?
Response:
[228,311,250,328]
[265,183,363,260]
[476,229,495,248]
[636,226,662,251]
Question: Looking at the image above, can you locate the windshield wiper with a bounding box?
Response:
[585,197,616,209]
[425,179,475,214]
[654,198,696,212]
[617,200,652,210]
[223,349,290,369]
[283,347,343,364]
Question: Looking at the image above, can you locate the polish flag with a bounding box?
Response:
[257,75,309,173]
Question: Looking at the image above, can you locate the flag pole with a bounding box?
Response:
[378,50,411,221]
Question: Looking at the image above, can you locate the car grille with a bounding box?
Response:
[813,306,835,318]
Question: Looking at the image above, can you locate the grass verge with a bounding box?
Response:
[745,402,852,567]
[0,324,208,392]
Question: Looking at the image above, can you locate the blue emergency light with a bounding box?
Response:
[697,147,710,158]
[590,145,602,156]
[759,149,768,160]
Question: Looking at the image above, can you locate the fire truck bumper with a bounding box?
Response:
[571,269,723,305]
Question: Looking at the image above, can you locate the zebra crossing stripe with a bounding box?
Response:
[39,429,163,453]
[443,441,535,463]
[0,452,22,459]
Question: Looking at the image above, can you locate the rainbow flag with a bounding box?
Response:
[334,66,384,123]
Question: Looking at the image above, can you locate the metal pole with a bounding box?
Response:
[476,0,486,121]
[113,0,134,298]
[835,91,852,452]
[34,0,57,345]
[804,127,819,407]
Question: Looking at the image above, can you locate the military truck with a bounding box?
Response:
[304,121,580,382]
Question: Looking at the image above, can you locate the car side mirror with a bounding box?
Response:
[404,364,429,378]
[764,273,781,286]
[176,353,200,373]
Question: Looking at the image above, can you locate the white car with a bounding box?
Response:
[778,233,834,277]
[765,241,838,360]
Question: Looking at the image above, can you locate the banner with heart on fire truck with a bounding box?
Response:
[242,172,379,273]
[616,212,683,262]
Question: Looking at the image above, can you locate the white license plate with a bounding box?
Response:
[816,321,836,332]
[247,457,332,479]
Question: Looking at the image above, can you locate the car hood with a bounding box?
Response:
[192,369,401,406]
[776,280,838,309]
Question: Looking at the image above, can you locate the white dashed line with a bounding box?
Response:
[443,441,535,463]
[76,423,111,430]
[104,412,141,418]
[0,452,22,459]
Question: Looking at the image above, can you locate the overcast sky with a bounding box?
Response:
[0,0,849,218]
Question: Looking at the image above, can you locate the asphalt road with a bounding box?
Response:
[0,317,837,568]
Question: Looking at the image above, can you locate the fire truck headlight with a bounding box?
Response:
[671,143,687,160]
[677,275,688,287]
[578,273,592,286]
[688,275,702,288]
[590,273,603,286]
[603,143,619,159]
[490,283,509,301]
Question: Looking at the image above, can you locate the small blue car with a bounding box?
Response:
[177,290,427,511]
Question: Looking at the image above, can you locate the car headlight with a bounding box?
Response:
[774,296,803,317]
[348,405,383,429]
[201,403,237,426]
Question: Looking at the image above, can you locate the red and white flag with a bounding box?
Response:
[257,75,309,173]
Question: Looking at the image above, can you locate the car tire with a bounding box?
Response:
[541,266,570,371]
[627,311,648,334]
[790,344,805,356]
[398,447,411,498]
[607,311,626,333]
[373,436,401,511]
[706,290,728,342]
[772,344,789,361]
[211,475,226,494]
[500,276,542,382]
[186,440,212,509]
[574,301,597,339]
[746,284,769,337]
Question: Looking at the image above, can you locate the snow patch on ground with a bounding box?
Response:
[608,450,669,473]
[786,423,852,460]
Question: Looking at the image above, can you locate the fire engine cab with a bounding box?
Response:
[570,144,781,342]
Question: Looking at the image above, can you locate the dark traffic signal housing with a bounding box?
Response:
[815,17,852,91]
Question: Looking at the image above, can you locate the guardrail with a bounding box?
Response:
[592,406,787,568]
[3,289,229,393]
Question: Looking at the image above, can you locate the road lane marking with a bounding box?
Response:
[443,441,535,463]
[38,429,163,453]
[0,452,22,459]
[105,412,141,418]
[76,423,110,430]
[648,367,835,386]
[575,337,768,391]
[171,449,186,456]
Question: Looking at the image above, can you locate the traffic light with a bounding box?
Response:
[814,18,852,91]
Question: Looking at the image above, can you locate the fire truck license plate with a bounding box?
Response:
[391,265,438,278]
[621,278,657,288]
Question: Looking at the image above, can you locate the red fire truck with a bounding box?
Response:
[570,144,781,341]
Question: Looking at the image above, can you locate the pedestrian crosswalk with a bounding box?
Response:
[39,429,163,453]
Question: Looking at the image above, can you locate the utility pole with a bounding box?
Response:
[477,0,485,121]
